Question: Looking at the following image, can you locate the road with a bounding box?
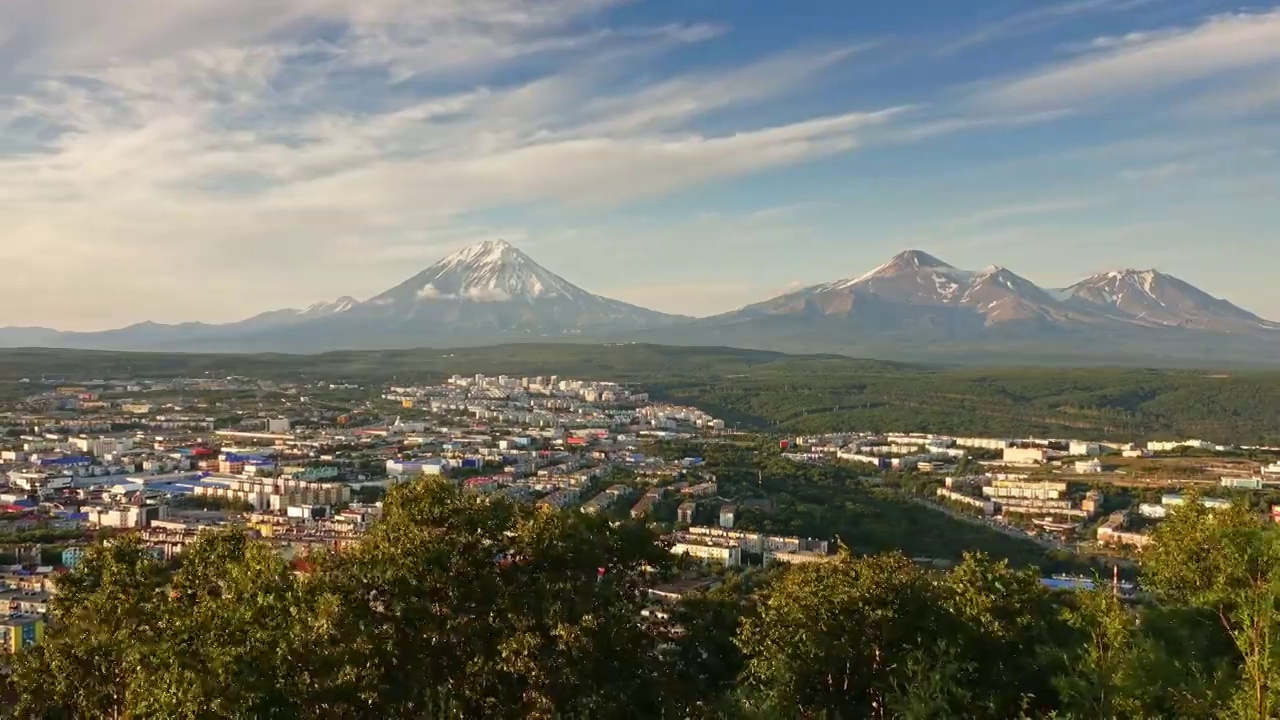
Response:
[909,497,1070,552]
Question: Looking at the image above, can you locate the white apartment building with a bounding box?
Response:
[671,542,741,567]
[193,477,350,511]
[1138,503,1167,519]
[936,488,995,515]
[982,480,1067,501]
[1068,441,1102,457]
[1148,439,1216,453]
[70,437,135,457]
[1003,447,1049,464]
[954,437,1013,450]
[88,504,168,529]
[8,471,72,494]
[765,550,835,565]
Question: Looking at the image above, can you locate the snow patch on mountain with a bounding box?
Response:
[332,238,682,335]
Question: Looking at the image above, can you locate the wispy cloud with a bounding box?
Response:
[1120,161,1196,182]
[1184,72,1280,116]
[0,1,903,328]
[945,199,1096,228]
[938,0,1156,55]
[976,9,1280,110]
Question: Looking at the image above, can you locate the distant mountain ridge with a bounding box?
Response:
[1,244,1276,365]
[702,249,1272,331]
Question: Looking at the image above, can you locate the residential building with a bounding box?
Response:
[1003,447,1049,464]
[581,485,630,515]
[719,504,736,529]
[70,437,134,457]
[671,541,740,567]
[982,480,1067,501]
[1162,494,1231,510]
[88,504,168,529]
[682,481,718,497]
[1097,512,1151,548]
[677,501,696,525]
[0,615,44,654]
[62,546,86,569]
[936,488,995,516]
[1069,442,1102,457]
[765,550,836,565]
[954,437,1013,450]
[1137,503,1167,519]
[1081,490,1104,517]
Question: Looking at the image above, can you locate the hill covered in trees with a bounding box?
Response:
[5,344,1280,444]
[9,480,1280,719]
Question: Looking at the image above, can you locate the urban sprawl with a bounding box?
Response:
[1,371,1278,657]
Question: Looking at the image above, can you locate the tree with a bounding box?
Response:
[938,553,1064,718]
[10,536,167,719]
[1143,499,1280,719]
[737,552,945,718]
[665,583,747,716]
[313,478,674,719]
[125,529,321,719]
[1052,590,1145,719]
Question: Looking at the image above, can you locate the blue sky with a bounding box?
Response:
[0,0,1277,329]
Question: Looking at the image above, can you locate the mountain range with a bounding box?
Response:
[4,241,1278,366]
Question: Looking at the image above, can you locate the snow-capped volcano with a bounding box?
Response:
[726,250,1067,326]
[267,239,686,347]
[3,245,1277,364]
[1061,269,1278,330]
[368,240,588,305]
[818,250,977,303]
[699,250,1280,347]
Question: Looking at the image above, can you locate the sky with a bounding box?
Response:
[1,0,1278,330]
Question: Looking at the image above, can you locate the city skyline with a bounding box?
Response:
[2,0,1278,330]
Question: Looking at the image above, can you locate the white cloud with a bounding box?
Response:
[0,0,634,73]
[1185,73,1280,116]
[0,1,903,329]
[977,10,1280,110]
[945,199,1095,228]
[416,285,446,300]
[464,288,513,302]
[1120,161,1195,182]
[938,0,1156,55]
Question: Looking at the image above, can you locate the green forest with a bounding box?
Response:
[4,344,1280,443]
[10,479,1280,719]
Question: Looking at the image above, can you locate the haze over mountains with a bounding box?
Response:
[3,242,1277,366]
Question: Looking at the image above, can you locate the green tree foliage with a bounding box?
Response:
[1052,590,1146,718]
[315,478,673,719]
[1143,500,1280,719]
[10,537,167,719]
[737,551,1061,718]
[11,479,673,720]
[15,481,1280,719]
